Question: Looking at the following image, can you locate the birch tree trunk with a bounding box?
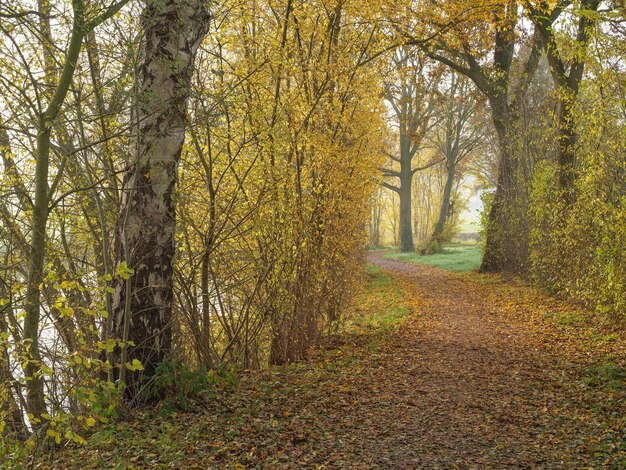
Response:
[111,0,209,402]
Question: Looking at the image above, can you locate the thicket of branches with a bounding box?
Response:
[0,0,385,450]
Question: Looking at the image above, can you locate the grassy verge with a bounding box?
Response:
[383,242,482,272]
[347,264,410,333]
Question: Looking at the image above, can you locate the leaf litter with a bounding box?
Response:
[50,252,626,469]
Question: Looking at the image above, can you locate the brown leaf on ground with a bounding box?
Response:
[49,253,626,469]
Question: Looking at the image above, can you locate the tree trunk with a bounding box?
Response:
[555,100,577,206]
[23,8,89,423]
[480,96,523,273]
[432,161,455,244]
[533,0,599,207]
[0,303,27,440]
[22,117,51,422]
[111,0,209,402]
[399,174,414,252]
[200,249,212,368]
[399,129,414,252]
[369,191,382,248]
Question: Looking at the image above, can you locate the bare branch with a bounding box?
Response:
[382,182,401,193]
[412,157,444,175]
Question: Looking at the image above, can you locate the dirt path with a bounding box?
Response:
[359,252,587,468]
[59,253,624,469]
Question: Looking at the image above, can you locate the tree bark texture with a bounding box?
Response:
[433,160,455,241]
[399,130,414,252]
[479,95,527,273]
[112,0,210,401]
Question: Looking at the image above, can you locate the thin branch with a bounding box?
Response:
[48,167,128,210]
[382,150,400,163]
[380,167,400,177]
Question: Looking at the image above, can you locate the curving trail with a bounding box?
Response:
[58,252,624,469]
[357,251,591,468]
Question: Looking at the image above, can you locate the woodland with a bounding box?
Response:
[0,0,625,467]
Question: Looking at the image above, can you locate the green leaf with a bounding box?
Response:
[115,261,135,280]
[47,429,61,444]
[126,358,144,371]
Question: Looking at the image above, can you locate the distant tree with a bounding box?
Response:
[427,74,486,251]
[370,187,385,248]
[399,0,555,271]
[382,48,442,252]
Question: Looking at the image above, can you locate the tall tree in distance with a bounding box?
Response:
[382,48,441,252]
[112,0,210,402]
[427,74,485,252]
[396,0,559,271]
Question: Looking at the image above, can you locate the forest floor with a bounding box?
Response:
[48,252,626,469]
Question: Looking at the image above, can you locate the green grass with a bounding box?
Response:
[360,305,409,331]
[383,242,482,273]
[582,360,626,392]
[543,309,587,328]
[349,264,410,333]
[365,263,392,287]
